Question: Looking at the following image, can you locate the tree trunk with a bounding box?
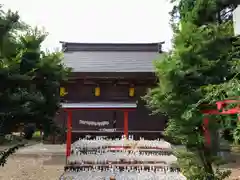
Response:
[198,146,215,178]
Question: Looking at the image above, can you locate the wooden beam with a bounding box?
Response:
[66,78,156,86]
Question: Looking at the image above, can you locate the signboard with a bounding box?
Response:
[233,5,240,36]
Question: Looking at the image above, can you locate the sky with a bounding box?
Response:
[2,0,173,52]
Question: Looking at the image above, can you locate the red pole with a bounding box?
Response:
[124,111,129,139]
[66,110,72,157]
[203,117,211,146]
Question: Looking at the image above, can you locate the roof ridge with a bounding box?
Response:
[60,42,164,53]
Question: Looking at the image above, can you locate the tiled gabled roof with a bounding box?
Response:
[61,42,165,72]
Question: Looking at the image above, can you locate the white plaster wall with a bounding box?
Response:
[233,5,240,36]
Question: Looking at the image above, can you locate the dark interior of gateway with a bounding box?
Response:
[69,110,165,142]
[57,109,166,142]
[57,107,166,142]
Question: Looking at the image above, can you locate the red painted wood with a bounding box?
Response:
[216,99,240,104]
[201,99,240,147]
[224,108,240,114]
[66,110,72,157]
[216,102,224,110]
[203,118,211,146]
[202,108,240,115]
[124,111,129,138]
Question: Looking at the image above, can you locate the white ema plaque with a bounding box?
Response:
[79,120,109,126]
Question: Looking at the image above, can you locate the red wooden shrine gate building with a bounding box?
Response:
[55,42,167,155]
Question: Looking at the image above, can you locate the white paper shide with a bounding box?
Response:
[79,120,109,126]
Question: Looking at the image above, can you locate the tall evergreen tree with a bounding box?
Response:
[145,0,240,179]
[0,6,70,138]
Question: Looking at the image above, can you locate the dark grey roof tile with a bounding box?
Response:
[62,51,164,72]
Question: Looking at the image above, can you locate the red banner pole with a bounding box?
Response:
[203,117,211,146]
[66,110,72,157]
[124,111,129,139]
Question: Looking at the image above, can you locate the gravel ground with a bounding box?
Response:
[0,157,239,180]
[1,157,238,180]
[230,169,240,180]
[0,156,64,180]
[222,153,240,180]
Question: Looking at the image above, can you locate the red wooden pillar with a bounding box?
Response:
[66,110,72,157]
[203,117,211,146]
[124,111,129,138]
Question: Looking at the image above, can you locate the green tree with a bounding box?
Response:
[35,47,70,138]
[0,6,34,135]
[0,5,70,139]
[19,28,70,138]
[145,0,239,179]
